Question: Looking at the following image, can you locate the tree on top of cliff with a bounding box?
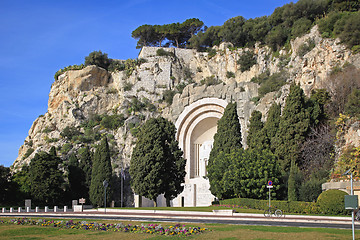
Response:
[85,50,111,70]
[132,18,204,49]
[207,102,242,199]
[130,117,185,207]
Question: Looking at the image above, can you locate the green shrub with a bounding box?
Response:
[291,18,312,38]
[316,190,349,215]
[61,143,73,154]
[253,71,288,98]
[85,50,111,70]
[226,71,235,78]
[163,89,176,105]
[220,197,318,215]
[200,75,221,86]
[22,148,34,160]
[61,126,81,141]
[297,39,316,57]
[207,48,217,59]
[156,48,174,57]
[123,81,133,91]
[100,114,125,130]
[237,51,257,72]
[54,64,85,80]
[108,60,125,72]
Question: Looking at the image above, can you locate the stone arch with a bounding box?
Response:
[175,98,228,179]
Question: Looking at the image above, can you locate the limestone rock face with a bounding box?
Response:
[13,26,360,171]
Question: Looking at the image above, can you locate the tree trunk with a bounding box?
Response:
[153,199,157,207]
[166,197,171,207]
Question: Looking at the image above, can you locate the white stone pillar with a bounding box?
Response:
[26,207,30,212]
[64,206,68,212]
[18,207,21,212]
[54,206,58,212]
[44,206,49,212]
[2,208,5,213]
[35,207,39,213]
[10,208,13,213]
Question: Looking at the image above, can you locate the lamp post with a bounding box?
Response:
[343,169,355,240]
[103,180,109,214]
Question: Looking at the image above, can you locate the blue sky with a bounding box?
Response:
[0,0,296,167]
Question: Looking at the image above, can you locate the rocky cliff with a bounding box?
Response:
[13,26,360,172]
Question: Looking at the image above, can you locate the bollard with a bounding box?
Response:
[26,207,30,213]
[2,208,5,213]
[10,207,13,213]
[18,207,21,213]
[45,206,49,212]
[54,206,58,212]
[35,207,39,213]
[64,206,68,212]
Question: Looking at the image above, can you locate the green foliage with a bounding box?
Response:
[61,143,73,154]
[78,146,93,193]
[207,48,217,59]
[156,48,175,57]
[67,153,88,200]
[208,102,242,199]
[287,160,301,201]
[200,75,221,86]
[274,85,311,171]
[108,60,125,72]
[130,117,186,206]
[251,71,288,98]
[262,103,281,153]
[297,38,315,57]
[212,148,282,199]
[84,50,111,70]
[100,114,125,130]
[221,197,319,215]
[299,177,325,202]
[246,110,264,150]
[226,71,235,78]
[60,126,81,141]
[89,138,113,207]
[291,18,313,38]
[54,64,85,80]
[132,18,204,48]
[22,148,34,160]
[237,51,257,72]
[0,165,11,204]
[123,81,133,91]
[29,147,64,205]
[316,190,349,215]
[344,88,360,118]
[163,89,176,105]
[11,165,31,200]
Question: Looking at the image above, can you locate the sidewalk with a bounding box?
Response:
[1,208,358,226]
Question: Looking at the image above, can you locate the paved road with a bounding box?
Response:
[1,211,359,230]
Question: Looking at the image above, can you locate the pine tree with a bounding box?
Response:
[247,110,264,149]
[287,160,302,201]
[207,102,242,199]
[130,117,185,207]
[89,138,113,207]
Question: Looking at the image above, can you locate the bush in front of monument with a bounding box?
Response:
[316,189,349,215]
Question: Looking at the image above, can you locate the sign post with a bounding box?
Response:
[267,180,273,208]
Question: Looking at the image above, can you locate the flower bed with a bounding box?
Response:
[1,218,208,236]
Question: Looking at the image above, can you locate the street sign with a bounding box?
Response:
[79,198,86,204]
[268,180,273,186]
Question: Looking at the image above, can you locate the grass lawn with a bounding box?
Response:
[0,217,358,240]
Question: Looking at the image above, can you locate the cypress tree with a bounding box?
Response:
[207,102,242,199]
[247,110,264,149]
[78,146,93,194]
[68,153,87,200]
[130,117,185,207]
[89,138,113,207]
[263,103,281,152]
[274,85,310,172]
[287,160,302,201]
